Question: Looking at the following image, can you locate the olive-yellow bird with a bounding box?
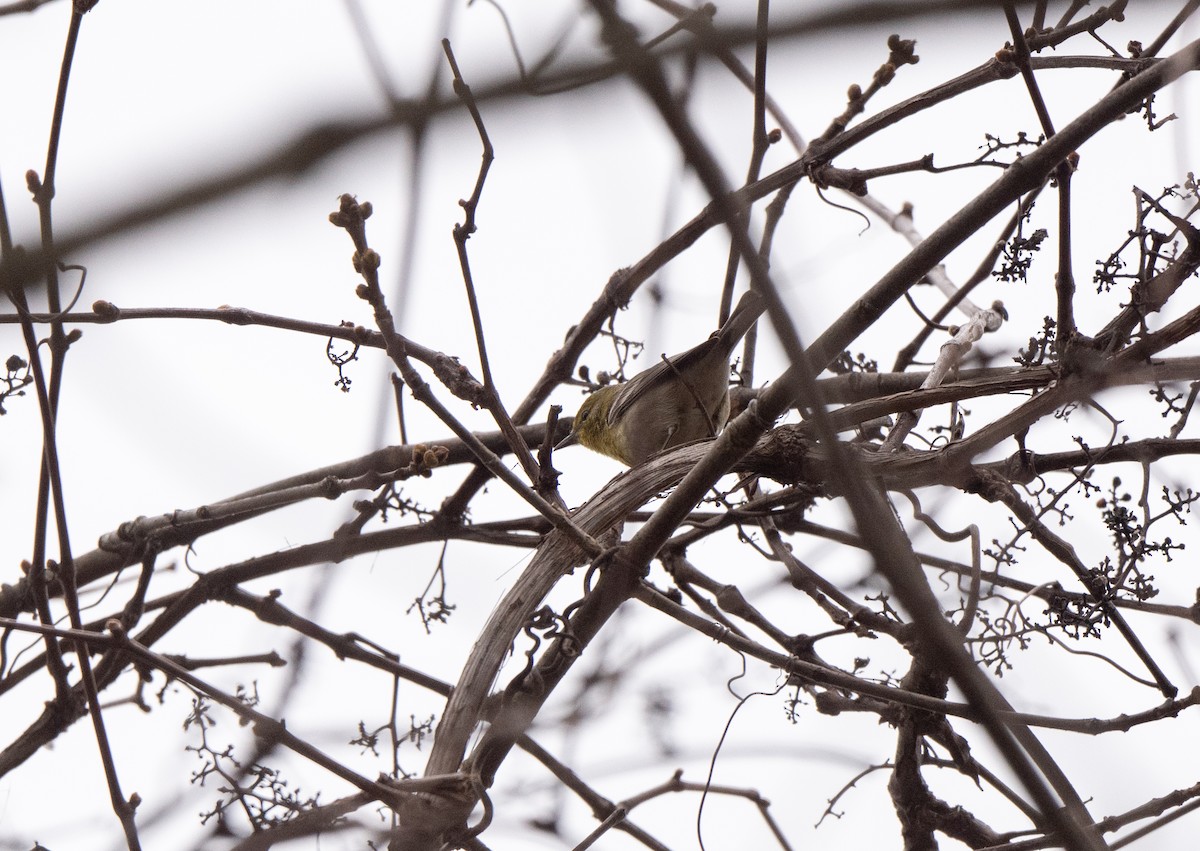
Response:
[559,290,765,465]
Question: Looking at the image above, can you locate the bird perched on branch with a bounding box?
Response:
[558,290,765,465]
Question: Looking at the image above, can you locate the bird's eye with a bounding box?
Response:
[578,408,590,423]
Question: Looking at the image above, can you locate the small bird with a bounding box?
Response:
[558,290,765,465]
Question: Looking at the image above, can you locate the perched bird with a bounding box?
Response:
[558,290,765,465]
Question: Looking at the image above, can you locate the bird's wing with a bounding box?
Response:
[605,337,722,426]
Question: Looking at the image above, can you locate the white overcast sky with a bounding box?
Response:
[1,2,1199,849]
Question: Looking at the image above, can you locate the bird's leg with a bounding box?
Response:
[658,422,679,453]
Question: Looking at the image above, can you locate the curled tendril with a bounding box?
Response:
[509,605,579,691]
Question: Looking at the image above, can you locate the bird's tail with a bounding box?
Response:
[714,288,767,355]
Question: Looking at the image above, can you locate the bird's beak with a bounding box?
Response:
[555,430,579,451]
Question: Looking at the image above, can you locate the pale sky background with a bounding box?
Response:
[1,1,1198,849]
